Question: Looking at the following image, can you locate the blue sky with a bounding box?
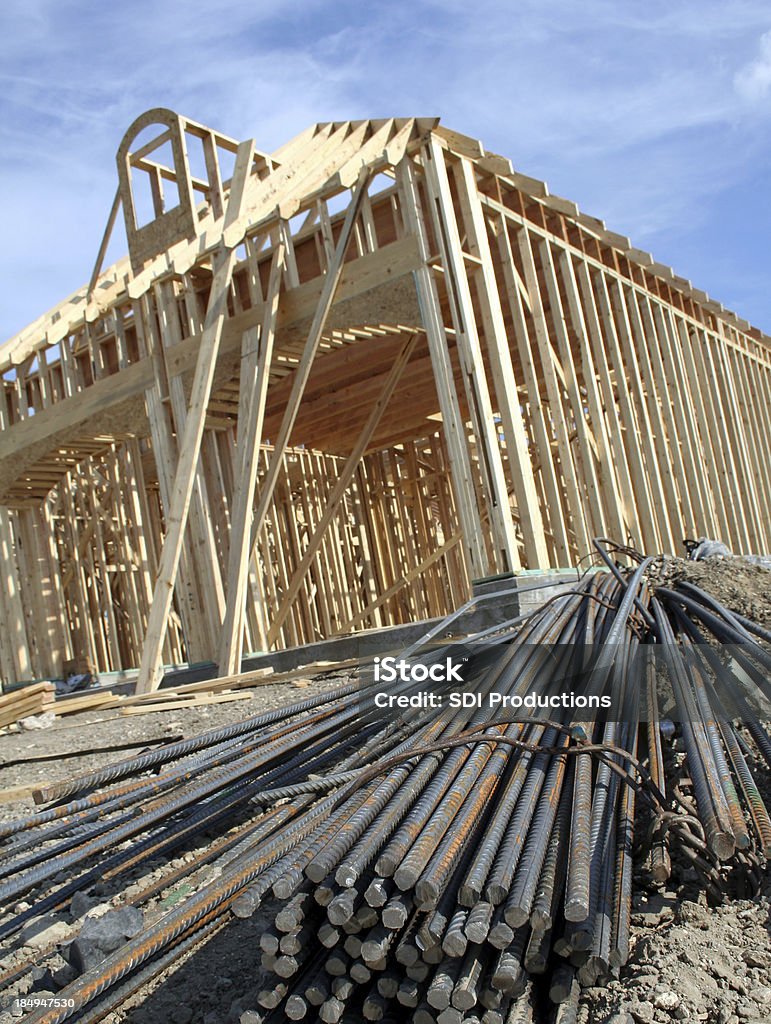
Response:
[2,1,771,341]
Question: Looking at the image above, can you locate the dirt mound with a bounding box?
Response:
[647,557,771,627]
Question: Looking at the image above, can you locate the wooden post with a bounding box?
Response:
[396,156,488,581]
[154,279,227,651]
[217,238,286,675]
[135,294,209,663]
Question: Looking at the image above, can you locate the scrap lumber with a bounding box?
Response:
[119,691,253,716]
[52,692,119,716]
[0,782,42,805]
[118,658,360,706]
[0,680,54,708]
[0,682,55,729]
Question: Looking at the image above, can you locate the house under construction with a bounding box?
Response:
[0,110,769,691]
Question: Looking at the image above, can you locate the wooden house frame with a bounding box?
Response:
[1,110,769,690]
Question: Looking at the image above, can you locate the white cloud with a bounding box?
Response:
[3,1,771,336]
[734,30,771,100]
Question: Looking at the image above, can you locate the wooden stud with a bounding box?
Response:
[397,155,487,581]
[218,238,286,674]
[422,140,520,572]
[453,157,548,568]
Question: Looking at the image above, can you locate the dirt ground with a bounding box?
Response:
[1,559,771,1023]
[647,555,771,627]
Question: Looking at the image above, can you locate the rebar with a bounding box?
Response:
[5,543,771,1024]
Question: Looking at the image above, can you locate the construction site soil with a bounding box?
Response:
[648,556,771,627]
[0,557,770,1023]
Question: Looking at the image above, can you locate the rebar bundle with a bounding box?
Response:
[3,540,771,1024]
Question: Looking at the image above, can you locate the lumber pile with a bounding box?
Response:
[0,681,55,729]
[0,663,342,728]
[103,662,349,715]
[53,691,118,716]
[47,685,258,719]
[0,683,119,729]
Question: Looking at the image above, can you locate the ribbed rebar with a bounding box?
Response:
[9,552,771,1024]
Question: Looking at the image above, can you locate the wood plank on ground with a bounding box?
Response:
[119,691,253,716]
[0,681,54,709]
[50,692,119,715]
[0,782,41,804]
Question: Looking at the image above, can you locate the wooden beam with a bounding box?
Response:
[136,294,208,662]
[217,237,286,675]
[87,187,121,302]
[396,155,487,581]
[155,279,226,651]
[135,140,256,694]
